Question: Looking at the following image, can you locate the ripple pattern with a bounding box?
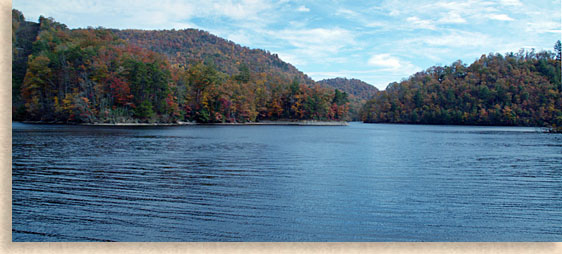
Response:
[12,123,562,241]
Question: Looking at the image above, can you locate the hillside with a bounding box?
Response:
[112,29,315,86]
[361,47,562,127]
[12,9,40,119]
[12,9,351,124]
[317,77,378,101]
[316,78,379,121]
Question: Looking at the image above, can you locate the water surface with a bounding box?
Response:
[12,122,562,241]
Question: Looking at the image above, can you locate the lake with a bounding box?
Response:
[11,122,562,241]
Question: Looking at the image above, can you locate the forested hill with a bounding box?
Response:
[361,46,562,127]
[112,29,315,85]
[11,9,351,124]
[317,78,378,101]
[316,78,379,121]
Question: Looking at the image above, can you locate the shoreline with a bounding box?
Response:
[199,120,348,126]
[362,121,551,129]
[17,120,349,126]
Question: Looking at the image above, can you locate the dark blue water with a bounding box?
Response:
[11,122,562,241]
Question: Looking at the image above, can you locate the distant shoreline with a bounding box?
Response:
[199,120,348,126]
[17,120,349,126]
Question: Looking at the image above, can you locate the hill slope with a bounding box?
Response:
[362,49,562,127]
[112,29,315,86]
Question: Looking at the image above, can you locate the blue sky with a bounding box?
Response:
[13,0,561,90]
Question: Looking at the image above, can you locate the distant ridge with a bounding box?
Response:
[317,77,379,101]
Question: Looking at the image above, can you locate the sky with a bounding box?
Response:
[13,0,562,90]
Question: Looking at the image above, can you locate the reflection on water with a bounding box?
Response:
[12,122,562,241]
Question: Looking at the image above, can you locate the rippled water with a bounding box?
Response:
[12,122,562,241]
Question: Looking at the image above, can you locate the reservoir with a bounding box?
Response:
[11,122,562,241]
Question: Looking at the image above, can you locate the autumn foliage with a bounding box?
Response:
[362,48,562,127]
[12,10,350,124]
[317,78,379,120]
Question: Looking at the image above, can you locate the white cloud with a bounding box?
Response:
[336,8,357,16]
[389,10,401,16]
[366,54,420,75]
[379,0,526,26]
[297,5,310,12]
[368,54,402,69]
[406,16,436,30]
[433,0,498,17]
[411,30,493,48]
[488,14,514,21]
[288,20,308,28]
[525,20,561,34]
[438,11,466,24]
[365,21,387,27]
[210,0,273,20]
[274,28,355,54]
[281,28,354,49]
[267,27,357,65]
[499,0,522,6]
[411,47,452,62]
